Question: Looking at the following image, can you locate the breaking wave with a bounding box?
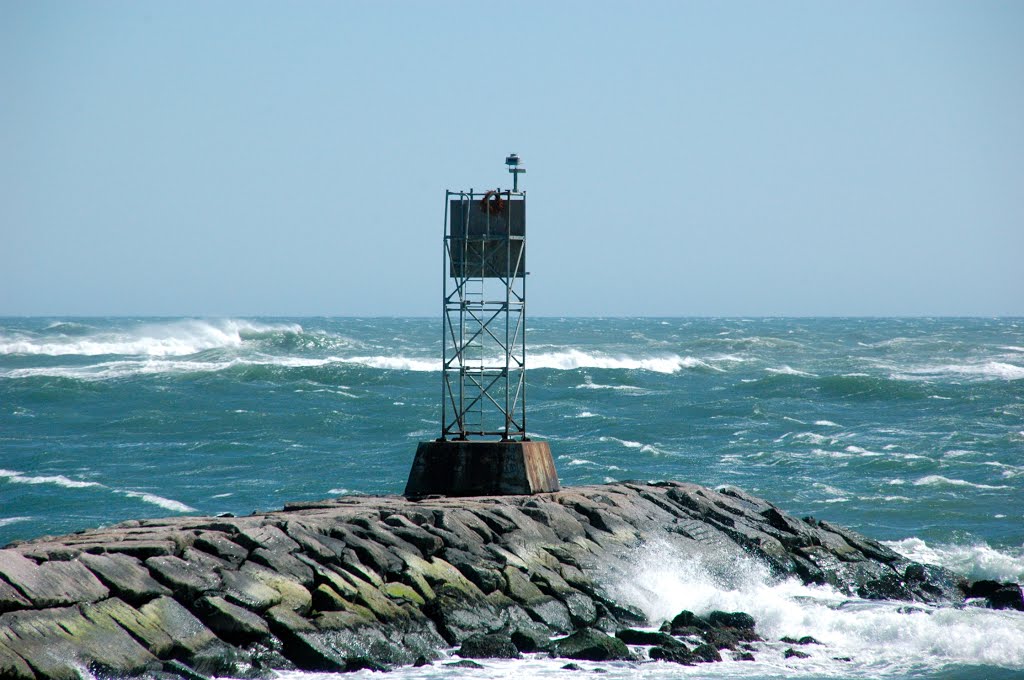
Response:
[603,538,1024,674]
[886,538,1024,583]
[897,362,1024,382]
[913,475,1010,491]
[531,350,717,374]
[0,469,195,513]
[0,319,303,357]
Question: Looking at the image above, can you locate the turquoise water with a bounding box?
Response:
[2,317,1023,676]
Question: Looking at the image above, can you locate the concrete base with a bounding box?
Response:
[405,440,560,497]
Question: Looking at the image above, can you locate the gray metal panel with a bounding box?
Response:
[449,196,525,278]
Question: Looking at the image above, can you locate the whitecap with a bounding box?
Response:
[899,361,1024,381]
[0,318,302,357]
[885,537,1024,582]
[913,475,1009,490]
[341,356,438,371]
[814,420,840,427]
[119,491,195,513]
[598,436,643,449]
[574,382,648,392]
[845,445,883,457]
[0,469,102,489]
[0,516,31,528]
[765,365,818,377]
[793,432,834,445]
[531,349,716,374]
[0,469,195,513]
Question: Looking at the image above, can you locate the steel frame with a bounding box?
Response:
[440,189,528,441]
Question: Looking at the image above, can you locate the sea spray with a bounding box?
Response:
[600,538,1024,675]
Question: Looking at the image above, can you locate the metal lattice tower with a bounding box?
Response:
[440,155,528,441]
[405,154,558,498]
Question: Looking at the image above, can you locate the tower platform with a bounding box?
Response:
[404,440,560,497]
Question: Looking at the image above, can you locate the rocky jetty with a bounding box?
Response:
[1,480,1018,679]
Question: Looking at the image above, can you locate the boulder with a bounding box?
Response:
[193,595,271,642]
[145,555,221,603]
[78,552,170,605]
[80,597,175,657]
[963,580,1024,611]
[193,531,249,566]
[510,622,553,652]
[0,579,31,613]
[669,609,710,634]
[0,551,109,607]
[615,629,686,647]
[457,633,521,659]
[690,643,722,662]
[649,645,695,664]
[0,605,156,680]
[705,610,756,630]
[552,629,631,661]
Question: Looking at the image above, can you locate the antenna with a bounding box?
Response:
[505,153,525,192]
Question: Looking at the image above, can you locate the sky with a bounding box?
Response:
[2,1,1022,317]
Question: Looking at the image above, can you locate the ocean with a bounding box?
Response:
[1,316,1022,678]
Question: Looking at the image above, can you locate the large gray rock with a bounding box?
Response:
[80,597,175,657]
[552,628,631,661]
[0,550,109,607]
[145,555,222,603]
[0,579,31,613]
[193,595,271,642]
[78,552,171,604]
[0,605,156,679]
[458,632,521,659]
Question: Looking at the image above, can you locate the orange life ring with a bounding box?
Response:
[480,190,505,216]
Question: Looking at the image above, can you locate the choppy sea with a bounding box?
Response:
[1,317,1022,678]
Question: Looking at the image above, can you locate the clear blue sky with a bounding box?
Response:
[2,1,1022,316]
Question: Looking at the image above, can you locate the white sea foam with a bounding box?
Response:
[0,469,102,489]
[982,461,1024,479]
[119,491,195,513]
[341,356,438,371]
[336,350,721,374]
[844,445,882,457]
[0,469,194,513]
[913,475,1010,490]
[594,436,667,456]
[0,516,31,528]
[601,537,1024,674]
[792,432,834,446]
[574,411,598,418]
[7,348,737,376]
[532,349,714,373]
[0,319,302,357]
[898,361,1024,381]
[574,381,648,392]
[814,420,840,427]
[886,537,1024,583]
[765,365,818,377]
